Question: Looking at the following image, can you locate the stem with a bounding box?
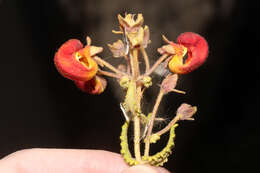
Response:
[144,89,164,156]
[155,114,181,136]
[97,70,122,79]
[130,48,140,78]
[94,56,126,76]
[140,47,150,73]
[129,46,142,162]
[141,54,168,78]
[133,115,142,162]
[124,54,131,75]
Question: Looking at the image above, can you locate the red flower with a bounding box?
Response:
[168,32,208,74]
[54,39,98,81]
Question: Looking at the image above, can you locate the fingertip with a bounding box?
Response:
[121,165,170,173]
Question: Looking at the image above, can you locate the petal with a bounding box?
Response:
[74,76,107,95]
[168,32,208,74]
[54,39,98,81]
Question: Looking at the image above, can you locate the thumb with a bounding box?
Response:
[122,165,170,173]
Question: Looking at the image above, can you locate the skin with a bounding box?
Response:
[0,149,170,173]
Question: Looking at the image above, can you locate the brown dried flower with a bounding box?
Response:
[108,40,127,58]
[177,103,197,121]
[161,74,178,94]
[118,13,144,33]
[161,74,185,94]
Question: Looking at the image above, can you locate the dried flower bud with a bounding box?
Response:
[118,13,144,33]
[108,40,127,57]
[74,75,107,95]
[177,103,197,121]
[161,74,178,94]
[168,32,208,74]
[157,44,176,55]
[90,46,103,57]
[54,39,99,81]
[127,27,144,47]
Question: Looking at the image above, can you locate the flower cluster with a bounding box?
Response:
[54,13,209,167]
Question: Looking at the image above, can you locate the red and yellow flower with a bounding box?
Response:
[159,32,208,74]
[54,39,99,81]
[54,37,106,94]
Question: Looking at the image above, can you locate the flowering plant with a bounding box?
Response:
[54,13,208,167]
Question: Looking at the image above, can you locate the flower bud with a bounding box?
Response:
[118,13,144,33]
[177,103,197,121]
[161,74,178,94]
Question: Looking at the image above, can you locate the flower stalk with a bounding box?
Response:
[144,89,164,156]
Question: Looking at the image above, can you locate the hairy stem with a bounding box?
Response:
[133,115,142,162]
[130,47,142,162]
[144,90,164,156]
[155,114,181,136]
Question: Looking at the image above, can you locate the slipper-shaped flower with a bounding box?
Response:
[168,32,208,74]
[54,39,98,81]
